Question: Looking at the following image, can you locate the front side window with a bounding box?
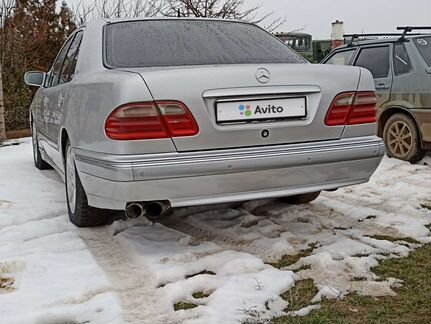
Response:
[105,20,306,68]
[325,49,356,65]
[414,37,431,67]
[49,36,74,87]
[393,43,412,75]
[354,46,390,78]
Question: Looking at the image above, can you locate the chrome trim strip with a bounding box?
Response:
[202,85,321,98]
[74,136,384,181]
[75,136,382,166]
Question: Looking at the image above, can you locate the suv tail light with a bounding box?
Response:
[105,101,199,140]
[325,91,377,126]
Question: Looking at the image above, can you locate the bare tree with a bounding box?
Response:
[0,64,5,141]
[0,0,16,141]
[73,0,169,23]
[165,0,286,31]
[73,0,286,32]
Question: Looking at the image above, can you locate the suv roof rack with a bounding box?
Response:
[344,26,431,46]
[397,26,431,40]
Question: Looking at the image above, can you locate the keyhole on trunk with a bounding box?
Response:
[261,130,269,138]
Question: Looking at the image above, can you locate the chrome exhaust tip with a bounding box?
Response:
[125,203,145,219]
[145,201,171,220]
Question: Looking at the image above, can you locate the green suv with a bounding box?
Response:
[322,27,431,163]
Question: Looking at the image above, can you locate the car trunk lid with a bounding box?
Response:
[122,63,361,152]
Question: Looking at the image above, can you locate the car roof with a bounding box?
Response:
[86,16,245,26]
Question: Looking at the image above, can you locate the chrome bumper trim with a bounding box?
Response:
[74,136,384,181]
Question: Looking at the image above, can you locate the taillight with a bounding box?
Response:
[325,91,377,126]
[105,101,199,140]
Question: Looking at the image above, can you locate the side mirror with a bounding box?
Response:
[426,67,431,74]
[24,71,47,87]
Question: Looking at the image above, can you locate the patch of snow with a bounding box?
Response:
[289,304,321,317]
[116,225,295,324]
[1,140,431,323]
[0,139,122,324]
[311,286,341,303]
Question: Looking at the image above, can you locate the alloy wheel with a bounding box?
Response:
[387,120,412,157]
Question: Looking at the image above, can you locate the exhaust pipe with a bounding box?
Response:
[145,201,171,220]
[125,203,145,219]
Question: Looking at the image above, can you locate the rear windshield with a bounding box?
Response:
[104,20,306,68]
[414,36,431,66]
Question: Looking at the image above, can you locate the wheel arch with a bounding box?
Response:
[60,127,70,167]
[378,106,423,146]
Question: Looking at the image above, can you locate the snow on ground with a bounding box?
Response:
[0,139,121,324]
[0,138,430,324]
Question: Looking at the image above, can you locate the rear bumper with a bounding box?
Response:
[74,136,385,210]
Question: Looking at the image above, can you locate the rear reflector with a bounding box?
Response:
[105,101,199,140]
[325,91,377,126]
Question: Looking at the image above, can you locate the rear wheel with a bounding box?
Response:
[280,191,321,204]
[31,122,52,170]
[383,113,425,163]
[65,140,108,227]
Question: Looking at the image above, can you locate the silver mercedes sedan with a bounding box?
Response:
[25,18,384,227]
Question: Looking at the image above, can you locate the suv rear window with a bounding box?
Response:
[354,46,390,78]
[414,37,431,66]
[105,20,306,68]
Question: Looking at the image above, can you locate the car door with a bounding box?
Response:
[353,45,393,109]
[43,31,83,170]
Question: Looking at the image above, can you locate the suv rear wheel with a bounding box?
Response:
[383,113,425,163]
[280,191,321,204]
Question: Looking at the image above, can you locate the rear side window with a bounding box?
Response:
[105,20,306,68]
[354,46,390,78]
[59,31,83,84]
[414,37,431,67]
[325,49,356,65]
[393,43,412,75]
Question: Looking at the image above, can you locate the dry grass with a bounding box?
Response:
[273,244,431,324]
[174,301,198,311]
[5,128,31,139]
[270,243,317,269]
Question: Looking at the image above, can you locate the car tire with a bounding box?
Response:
[383,113,425,163]
[280,191,321,204]
[31,122,52,170]
[65,140,108,227]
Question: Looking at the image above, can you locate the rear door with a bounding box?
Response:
[44,31,83,169]
[353,45,392,108]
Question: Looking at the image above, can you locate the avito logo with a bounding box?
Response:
[239,104,284,117]
[239,105,253,117]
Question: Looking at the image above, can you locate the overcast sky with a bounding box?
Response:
[71,0,431,39]
[251,0,431,39]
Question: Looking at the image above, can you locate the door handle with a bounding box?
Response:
[375,84,390,90]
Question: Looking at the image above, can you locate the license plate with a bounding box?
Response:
[216,97,307,123]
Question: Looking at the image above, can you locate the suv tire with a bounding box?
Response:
[280,191,321,204]
[383,113,425,163]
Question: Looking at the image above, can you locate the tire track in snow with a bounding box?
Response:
[79,226,179,324]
